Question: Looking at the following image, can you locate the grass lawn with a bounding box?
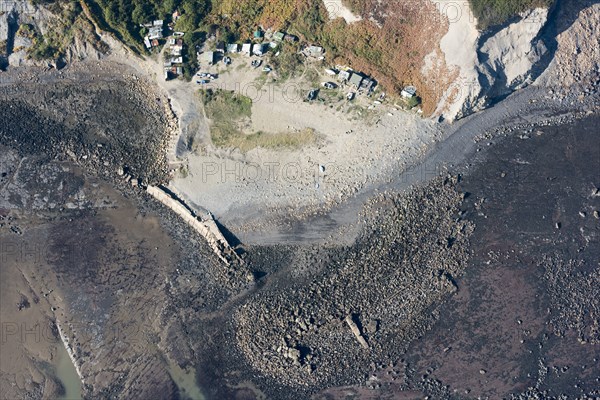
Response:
[200,89,317,152]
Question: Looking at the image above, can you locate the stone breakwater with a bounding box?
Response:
[56,321,84,380]
[147,185,243,266]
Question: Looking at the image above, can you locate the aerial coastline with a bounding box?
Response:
[1,0,599,398]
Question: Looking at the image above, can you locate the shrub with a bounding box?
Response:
[342,0,368,16]
[407,96,421,109]
[469,0,554,30]
[16,24,37,39]
[28,38,61,60]
[269,43,303,81]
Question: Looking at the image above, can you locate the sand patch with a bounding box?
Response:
[322,0,362,24]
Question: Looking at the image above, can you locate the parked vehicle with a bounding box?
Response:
[196,80,210,84]
[262,66,272,73]
[321,81,337,89]
[223,56,232,65]
[251,59,262,68]
[307,89,318,101]
[346,92,355,101]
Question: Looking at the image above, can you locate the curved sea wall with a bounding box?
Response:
[146,185,243,265]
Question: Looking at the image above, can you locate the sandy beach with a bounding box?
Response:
[131,50,441,242]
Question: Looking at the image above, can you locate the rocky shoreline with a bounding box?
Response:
[0,64,175,186]
[233,176,473,389]
[1,52,599,399]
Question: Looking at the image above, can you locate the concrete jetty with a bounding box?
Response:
[146,185,243,265]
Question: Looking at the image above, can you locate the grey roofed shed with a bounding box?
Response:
[203,51,215,64]
[349,72,363,87]
[401,85,417,98]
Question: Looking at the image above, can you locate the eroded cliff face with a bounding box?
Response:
[431,4,549,120]
[478,8,549,92]
[536,2,600,89]
[431,0,600,121]
[0,0,105,70]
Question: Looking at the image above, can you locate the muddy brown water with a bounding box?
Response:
[55,343,82,400]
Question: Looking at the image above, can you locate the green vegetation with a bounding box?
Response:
[345,0,553,30]
[212,0,298,39]
[30,0,554,110]
[80,0,209,77]
[182,30,206,80]
[253,73,268,89]
[303,67,320,86]
[0,40,6,54]
[201,88,252,148]
[202,88,252,121]
[469,0,554,29]
[341,0,367,16]
[24,18,65,61]
[16,24,37,39]
[269,43,303,81]
[200,88,316,151]
[81,0,210,54]
[28,35,62,60]
[224,128,317,152]
[407,96,421,109]
[65,0,412,101]
[17,1,108,61]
